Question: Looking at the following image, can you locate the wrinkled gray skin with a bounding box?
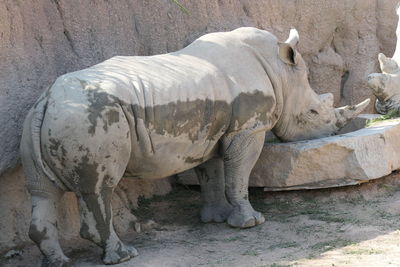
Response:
[368,4,400,114]
[20,27,369,266]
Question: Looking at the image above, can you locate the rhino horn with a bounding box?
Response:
[285,28,299,47]
[378,53,399,74]
[335,98,371,129]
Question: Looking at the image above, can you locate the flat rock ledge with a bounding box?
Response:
[178,115,400,191]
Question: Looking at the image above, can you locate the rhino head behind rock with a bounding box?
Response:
[272,29,370,141]
[368,53,400,114]
[368,4,400,114]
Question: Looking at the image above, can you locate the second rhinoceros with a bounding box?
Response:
[20,27,369,266]
[368,5,400,114]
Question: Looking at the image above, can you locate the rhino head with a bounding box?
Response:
[367,53,400,114]
[367,4,400,114]
[272,29,370,141]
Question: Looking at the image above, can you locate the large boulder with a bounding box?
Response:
[251,117,400,190]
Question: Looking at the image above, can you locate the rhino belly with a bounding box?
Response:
[124,134,220,179]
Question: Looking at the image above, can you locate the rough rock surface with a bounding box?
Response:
[1,0,400,251]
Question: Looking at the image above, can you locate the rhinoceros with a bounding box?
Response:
[368,5,400,114]
[20,27,369,266]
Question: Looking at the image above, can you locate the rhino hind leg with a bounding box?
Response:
[29,191,71,267]
[221,131,266,228]
[195,157,233,223]
[77,184,138,265]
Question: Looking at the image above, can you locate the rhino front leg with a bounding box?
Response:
[221,131,266,228]
[195,157,233,223]
[78,187,138,265]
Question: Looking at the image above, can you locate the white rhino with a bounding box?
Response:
[368,5,400,114]
[20,27,369,266]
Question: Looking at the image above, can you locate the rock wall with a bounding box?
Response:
[1,0,400,251]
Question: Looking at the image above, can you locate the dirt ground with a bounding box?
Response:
[2,172,400,267]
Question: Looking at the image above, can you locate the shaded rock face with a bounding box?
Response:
[1,0,400,175]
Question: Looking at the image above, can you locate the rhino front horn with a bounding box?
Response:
[335,98,371,129]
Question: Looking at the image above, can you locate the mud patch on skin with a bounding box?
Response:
[72,150,117,246]
[74,154,100,191]
[80,187,114,247]
[185,157,204,164]
[80,220,97,242]
[130,90,275,142]
[139,99,231,142]
[229,91,275,132]
[81,81,120,136]
[48,138,61,154]
[48,138,67,168]
[105,110,120,126]
[80,86,276,141]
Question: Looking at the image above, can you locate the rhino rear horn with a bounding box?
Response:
[335,98,371,129]
[378,53,399,74]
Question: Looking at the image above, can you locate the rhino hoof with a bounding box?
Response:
[201,203,233,223]
[102,243,138,265]
[41,256,72,267]
[227,209,265,228]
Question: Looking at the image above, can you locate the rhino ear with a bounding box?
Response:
[278,42,298,65]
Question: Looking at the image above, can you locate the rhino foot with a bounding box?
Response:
[227,206,265,228]
[41,256,72,267]
[201,202,233,223]
[102,242,138,265]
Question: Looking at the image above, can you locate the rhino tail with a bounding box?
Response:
[20,90,67,196]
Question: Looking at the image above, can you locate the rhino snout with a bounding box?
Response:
[367,73,393,102]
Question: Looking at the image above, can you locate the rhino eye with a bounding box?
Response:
[310,109,319,115]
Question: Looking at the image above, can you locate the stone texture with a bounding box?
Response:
[251,117,400,190]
